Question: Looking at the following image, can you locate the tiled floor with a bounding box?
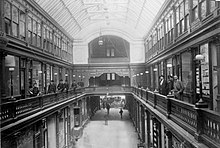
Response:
[73,108,139,148]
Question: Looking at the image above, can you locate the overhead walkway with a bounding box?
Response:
[73,108,139,148]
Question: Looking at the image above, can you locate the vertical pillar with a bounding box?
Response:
[137,102,140,133]
[56,111,61,148]
[0,52,7,98]
[141,105,146,143]
[166,130,172,148]
[152,117,161,148]
[216,36,220,112]
[146,110,151,148]
[0,0,4,32]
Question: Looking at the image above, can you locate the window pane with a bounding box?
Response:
[12,6,18,23]
[193,0,198,7]
[200,1,206,19]
[107,48,110,56]
[180,3,184,19]
[19,11,25,37]
[176,7,179,23]
[185,0,189,14]
[107,73,111,80]
[210,0,216,12]
[28,16,32,31]
[111,48,115,56]
[4,1,11,19]
[37,22,41,36]
[5,19,11,35]
[112,73,115,80]
[192,6,198,21]
[33,20,37,34]
[12,23,18,37]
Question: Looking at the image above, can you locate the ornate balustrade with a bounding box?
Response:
[1,86,220,147]
[132,86,220,148]
[0,89,79,127]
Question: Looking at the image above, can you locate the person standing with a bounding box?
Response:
[173,75,184,100]
[47,80,56,93]
[71,80,77,92]
[158,75,168,95]
[167,75,174,95]
[106,103,110,115]
[29,82,40,97]
[64,80,69,92]
[119,108,123,119]
[57,79,65,92]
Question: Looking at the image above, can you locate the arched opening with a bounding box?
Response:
[88,35,130,63]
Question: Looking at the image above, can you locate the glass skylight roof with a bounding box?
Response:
[34,0,166,40]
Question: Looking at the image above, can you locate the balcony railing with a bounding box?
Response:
[0,89,82,127]
[1,86,220,147]
[132,86,220,148]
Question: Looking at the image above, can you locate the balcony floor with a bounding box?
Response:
[73,108,139,148]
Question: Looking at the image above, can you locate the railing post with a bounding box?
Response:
[194,104,208,142]
[141,88,143,99]
[166,93,173,119]
[166,96,171,119]
[9,98,17,120]
[39,95,43,109]
[145,88,149,101]
[153,90,158,108]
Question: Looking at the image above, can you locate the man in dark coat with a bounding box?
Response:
[47,80,56,93]
[57,79,65,92]
[158,75,168,95]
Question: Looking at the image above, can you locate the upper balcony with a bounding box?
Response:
[1,86,220,147]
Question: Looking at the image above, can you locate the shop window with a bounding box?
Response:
[5,55,20,97]
[200,43,210,96]
[181,51,192,94]
[32,61,43,92]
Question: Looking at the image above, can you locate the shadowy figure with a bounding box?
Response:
[71,80,77,93]
[167,75,174,95]
[119,108,123,119]
[106,103,110,115]
[47,80,56,93]
[64,80,69,92]
[158,75,168,95]
[57,79,65,92]
[173,75,184,100]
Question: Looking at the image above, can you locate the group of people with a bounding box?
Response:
[158,75,184,100]
[29,79,78,97]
